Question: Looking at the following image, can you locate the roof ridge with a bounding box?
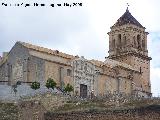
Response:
[17,41,76,59]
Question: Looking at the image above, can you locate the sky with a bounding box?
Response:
[0,0,160,96]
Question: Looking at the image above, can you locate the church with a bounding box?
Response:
[0,8,152,98]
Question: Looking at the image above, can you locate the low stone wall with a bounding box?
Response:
[18,100,46,120]
[0,94,68,120]
[0,102,19,120]
[44,105,160,120]
[1,94,160,120]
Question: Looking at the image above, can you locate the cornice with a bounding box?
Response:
[108,52,152,61]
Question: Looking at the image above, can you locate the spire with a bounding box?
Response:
[126,3,129,11]
[112,5,144,28]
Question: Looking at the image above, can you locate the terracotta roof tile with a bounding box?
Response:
[90,59,104,67]
[18,41,76,59]
[104,58,139,71]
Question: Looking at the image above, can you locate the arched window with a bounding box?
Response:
[142,37,145,50]
[140,67,142,74]
[123,34,126,46]
[133,36,137,48]
[118,34,121,46]
[137,34,141,49]
[112,39,115,49]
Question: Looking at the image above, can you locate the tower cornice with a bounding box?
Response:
[108,52,152,61]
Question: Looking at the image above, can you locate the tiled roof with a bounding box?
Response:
[0,41,139,72]
[112,9,144,28]
[18,41,76,59]
[90,59,104,67]
[104,58,139,71]
[88,58,138,72]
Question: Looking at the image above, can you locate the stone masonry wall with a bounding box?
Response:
[2,42,30,85]
[44,106,160,120]
[28,56,45,84]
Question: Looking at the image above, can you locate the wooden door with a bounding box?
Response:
[80,84,87,98]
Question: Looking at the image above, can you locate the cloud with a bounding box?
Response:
[148,32,160,96]
[0,0,89,55]
[148,32,160,68]
[151,67,160,97]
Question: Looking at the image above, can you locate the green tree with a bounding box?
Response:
[31,81,40,90]
[64,83,74,93]
[12,81,22,96]
[45,78,57,90]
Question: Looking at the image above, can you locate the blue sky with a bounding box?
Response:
[0,0,160,96]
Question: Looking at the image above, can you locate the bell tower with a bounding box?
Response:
[108,8,152,96]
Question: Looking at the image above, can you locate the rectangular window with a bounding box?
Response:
[67,69,72,76]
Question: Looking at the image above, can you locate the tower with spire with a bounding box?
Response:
[107,8,152,96]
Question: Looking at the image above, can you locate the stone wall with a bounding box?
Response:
[0,94,68,120]
[28,56,45,84]
[0,102,19,120]
[45,60,73,88]
[0,63,8,84]
[7,42,30,85]
[72,57,97,97]
[18,100,46,120]
[1,92,160,120]
[44,105,160,120]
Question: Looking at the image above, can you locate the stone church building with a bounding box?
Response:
[0,9,152,98]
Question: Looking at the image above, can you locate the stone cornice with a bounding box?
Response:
[108,52,152,61]
[109,24,146,34]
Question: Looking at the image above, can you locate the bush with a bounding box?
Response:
[31,81,40,90]
[64,83,74,93]
[46,78,57,90]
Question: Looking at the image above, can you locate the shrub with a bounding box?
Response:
[64,83,74,93]
[31,81,40,90]
[46,78,57,90]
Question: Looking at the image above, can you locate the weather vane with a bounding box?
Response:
[127,3,129,10]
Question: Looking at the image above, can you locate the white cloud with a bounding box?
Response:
[151,67,160,97]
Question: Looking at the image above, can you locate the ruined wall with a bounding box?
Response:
[18,100,46,120]
[44,106,160,120]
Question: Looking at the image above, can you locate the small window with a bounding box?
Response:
[140,67,142,73]
[124,35,127,45]
[67,69,72,76]
[112,39,115,48]
[118,34,121,46]
[137,34,141,49]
